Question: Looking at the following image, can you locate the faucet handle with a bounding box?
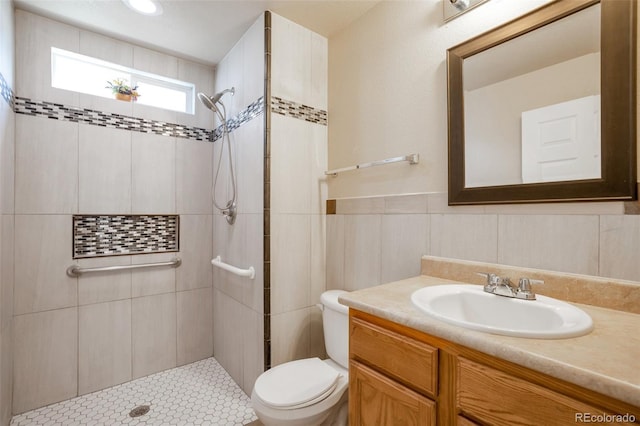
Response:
[517,278,544,300]
[476,272,497,285]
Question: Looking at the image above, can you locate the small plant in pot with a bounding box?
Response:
[106,78,140,102]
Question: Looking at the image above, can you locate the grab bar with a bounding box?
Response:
[211,255,255,279]
[324,153,419,176]
[66,257,182,277]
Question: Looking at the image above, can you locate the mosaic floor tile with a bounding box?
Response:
[10,358,257,426]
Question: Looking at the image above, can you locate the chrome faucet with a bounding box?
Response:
[477,273,543,300]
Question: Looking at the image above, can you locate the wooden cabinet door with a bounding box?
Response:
[349,360,435,426]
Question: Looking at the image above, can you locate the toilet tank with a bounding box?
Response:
[320,290,349,369]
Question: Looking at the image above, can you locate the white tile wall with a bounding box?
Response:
[0,1,15,423]
[268,12,329,371]
[15,115,78,214]
[213,290,244,387]
[13,308,78,414]
[131,253,176,298]
[177,214,213,292]
[131,133,176,214]
[77,256,132,306]
[498,215,599,275]
[381,214,429,283]
[242,16,265,108]
[326,194,640,294]
[234,117,264,215]
[14,215,76,315]
[177,58,214,130]
[271,214,311,314]
[15,11,79,106]
[599,215,640,280]
[78,300,132,395]
[11,9,218,415]
[326,215,345,290]
[344,214,382,291]
[176,140,213,214]
[271,114,312,214]
[270,308,310,367]
[430,214,499,263]
[241,309,264,393]
[132,293,177,379]
[212,13,265,397]
[79,124,132,214]
[271,14,311,106]
[177,287,213,366]
[0,216,14,328]
[0,101,14,214]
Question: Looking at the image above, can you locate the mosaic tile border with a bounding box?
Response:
[0,71,15,110]
[73,214,179,259]
[14,97,212,141]
[212,96,265,141]
[271,96,327,126]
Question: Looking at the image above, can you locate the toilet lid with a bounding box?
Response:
[254,358,341,409]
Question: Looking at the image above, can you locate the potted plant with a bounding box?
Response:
[106,78,140,102]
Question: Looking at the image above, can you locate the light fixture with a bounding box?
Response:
[443,0,490,22]
[450,0,470,12]
[122,0,163,16]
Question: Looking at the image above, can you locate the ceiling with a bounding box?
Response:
[13,0,380,66]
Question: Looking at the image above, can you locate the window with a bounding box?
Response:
[51,47,195,114]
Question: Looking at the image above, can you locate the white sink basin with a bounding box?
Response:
[411,284,593,339]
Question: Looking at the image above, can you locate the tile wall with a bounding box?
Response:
[269,13,329,367]
[11,10,216,414]
[211,13,265,395]
[0,0,15,424]
[326,194,640,294]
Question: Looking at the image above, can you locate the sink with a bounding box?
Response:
[411,284,593,339]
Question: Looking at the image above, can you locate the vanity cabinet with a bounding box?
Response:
[349,310,640,426]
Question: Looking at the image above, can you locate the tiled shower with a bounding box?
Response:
[0,0,330,422]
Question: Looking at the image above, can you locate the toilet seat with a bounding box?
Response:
[253,358,342,410]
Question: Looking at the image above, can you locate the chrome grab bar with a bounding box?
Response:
[211,255,255,279]
[66,257,181,277]
[324,153,419,176]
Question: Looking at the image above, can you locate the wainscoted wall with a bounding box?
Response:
[269,12,329,368]
[327,1,640,291]
[326,194,640,295]
[211,13,265,395]
[0,0,15,424]
[12,10,216,414]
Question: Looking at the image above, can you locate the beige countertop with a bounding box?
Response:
[338,275,640,408]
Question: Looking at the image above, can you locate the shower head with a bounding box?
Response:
[197,87,235,112]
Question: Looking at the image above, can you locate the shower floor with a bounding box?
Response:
[10,358,258,426]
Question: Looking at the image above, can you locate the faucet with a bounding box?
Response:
[477,273,542,300]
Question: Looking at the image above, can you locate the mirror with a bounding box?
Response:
[447,0,637,205]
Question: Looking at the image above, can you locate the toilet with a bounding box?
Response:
[251,290,350,426]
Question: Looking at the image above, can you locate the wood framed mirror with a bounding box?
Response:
[447,0,637,205]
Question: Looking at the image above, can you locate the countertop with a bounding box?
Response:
[338,275,640,408]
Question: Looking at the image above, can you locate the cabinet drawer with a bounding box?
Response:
[457,357,615,425]
[350,317,438,398]
[457,416,479,426]
[350,360,436,426]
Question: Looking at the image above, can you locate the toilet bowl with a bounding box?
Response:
[251,290,349,426]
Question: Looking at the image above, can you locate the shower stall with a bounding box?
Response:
[0,3,328,423]
[210,10,330,396]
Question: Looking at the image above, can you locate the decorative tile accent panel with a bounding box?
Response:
[0,71,15,110]
[212,96,265,141]
[271,96,327,125]
[73,215,179,259]
[14,97,211,141]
